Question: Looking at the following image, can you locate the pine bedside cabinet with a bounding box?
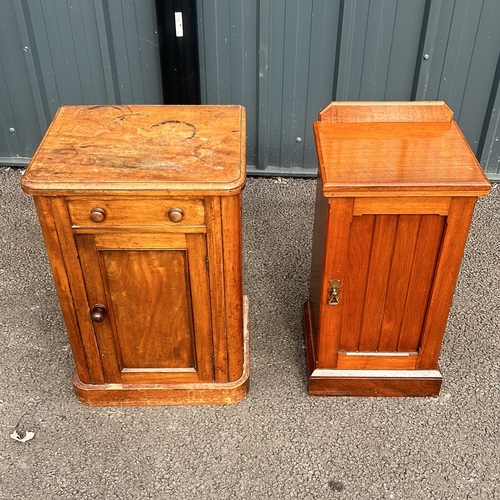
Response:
[304,102,491,397]
[21,105,249,406]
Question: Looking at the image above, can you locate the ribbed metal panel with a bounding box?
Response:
[199,0,340,174]
[2,0,500,179]
[0,0,161,164]
[256,0,341,175]
[197,0,258,165]
[0,0,45,163]
[106,0,162,104]
[335,0,426,101]
[415,0,500,158]
[480,66,500,179]
[198,0,500,178]
[257,0,316,173]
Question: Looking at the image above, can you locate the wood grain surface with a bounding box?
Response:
[315,102,490,197]
[306,101,490,397]
[21,105,246,196]
[21,104,248,405]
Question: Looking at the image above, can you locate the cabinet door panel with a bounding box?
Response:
[101,249,195,370]
[358,214,399,351]
[75,232,213,384]
[315,198,354,369]
[338,213,445,359]
[339,214,374,352]
[397,215,446,352]
[379,215,421,351]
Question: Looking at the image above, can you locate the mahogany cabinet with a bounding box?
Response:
[304,102,491,397]
[21,105,248,406]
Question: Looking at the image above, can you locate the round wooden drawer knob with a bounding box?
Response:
[168,207,184,223]
[90,207,106,223]
[90,304,107,323]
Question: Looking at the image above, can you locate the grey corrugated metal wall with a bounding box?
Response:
[0,0,161,165]
[199,0,500,179]
[2,0,500,180]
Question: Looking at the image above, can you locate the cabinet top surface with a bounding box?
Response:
[314,102,490,197]
[21,105,246,196]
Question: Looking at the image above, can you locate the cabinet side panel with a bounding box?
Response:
[32,197,93,384]
[205,197,229,383]
[221,194,244,382]
[308,177,328,357]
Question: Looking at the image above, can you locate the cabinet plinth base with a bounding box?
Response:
[74,298,250,406]
[307,373,442,398]
[303,301,442,397]
[73,372,249,406]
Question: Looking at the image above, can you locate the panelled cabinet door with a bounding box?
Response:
[322,209,447,372]
[75,232,214,384]
[306,195,478,396]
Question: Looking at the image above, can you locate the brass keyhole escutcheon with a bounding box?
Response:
[90,207,106,223]
[90,304,107,323]
[327,278,341,306]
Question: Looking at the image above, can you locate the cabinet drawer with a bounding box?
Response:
[67,198,205,228]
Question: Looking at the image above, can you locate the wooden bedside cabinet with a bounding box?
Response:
[304,102,491,397]
[21,105,248,406]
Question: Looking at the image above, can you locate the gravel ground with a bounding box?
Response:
[0,167,499,499]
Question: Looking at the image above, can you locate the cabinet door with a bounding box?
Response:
[75,232,214,384]
[315,196,477,373]
[335,213,446,370]
[315,198,454,371]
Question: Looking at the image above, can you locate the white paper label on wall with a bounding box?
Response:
[175,12,183,37]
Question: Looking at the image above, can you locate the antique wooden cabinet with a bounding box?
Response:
[21,105,248,406]
[304,102,491,397]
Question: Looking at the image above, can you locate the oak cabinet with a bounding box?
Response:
[304,102,491,397]
[22,105,248,406]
